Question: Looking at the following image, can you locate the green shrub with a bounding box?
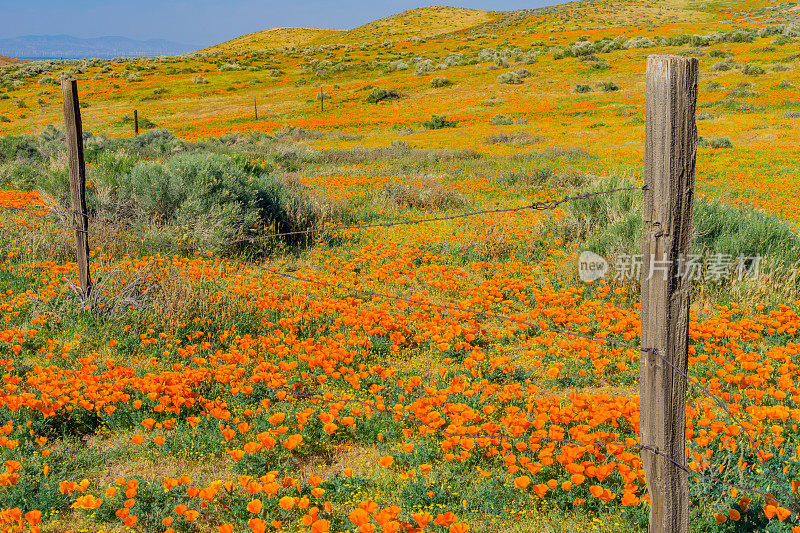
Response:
[118,161,183,222]
[376,180,464,210]
[742,64,765,76]
[711,59,734,71]
[490,115,514,125]
[5,163,38,190]
[485,131,542,146]
[698,136,733,148]
[36,148,319,251]
[0,135,40,163]
[556,178,800,293]
[489,114,528,126]
[693,201,800,267]
[366,88,400,103]
[123,130,184,157]
[575,84,591,93]
[601,81,619,92]
[273,125,324,140]
[166,152,317,248]
[422,115,457,130]
[37,168,70,206]
[501,168,586,189]
[136,116,156,130]
[497,72,523,85]
[90,149,143,213]
[430,78,452,88]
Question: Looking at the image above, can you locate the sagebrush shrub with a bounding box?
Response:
[742,64,765,76]
[559,178,800,289]
[485,131,542,146]
[497,72,523,85]
[490,115,514,125]
[698,136,733,148]
[377,180,464,210]
[366,88,400,103]
[711,60,733,71]
[422,115,457,130]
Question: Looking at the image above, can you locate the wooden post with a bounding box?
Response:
[134,109,139,135]
[640,54,698,533]
[320,86,324,112]
[254,97,258,120]
[61,79,93,299]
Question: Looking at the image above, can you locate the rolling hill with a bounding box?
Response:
[323,6,499,43]
[202,28,343,53]
[0,54,27,66]
[201,6,501,52]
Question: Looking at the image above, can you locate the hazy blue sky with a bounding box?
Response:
[1,1,560,47]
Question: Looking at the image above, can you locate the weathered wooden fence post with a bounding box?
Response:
[61,79,93,299]
[254,97,258,120]
[320,86,324,112]
[640,54,697,533]
[134,109,139,135]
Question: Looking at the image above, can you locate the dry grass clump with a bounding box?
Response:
[375,178,465,210]
[272,125,325,140]
[484,131,543,146]
[317,145,481,165]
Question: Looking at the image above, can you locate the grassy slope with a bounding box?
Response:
[201,6,499,53]
[1,0,798,222]
[201,28,343,53]
[322,6,499,43]
[0,54,27,66]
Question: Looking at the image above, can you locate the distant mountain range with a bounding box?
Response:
[0,35,198,60]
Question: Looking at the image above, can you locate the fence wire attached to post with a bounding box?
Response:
[61,79,93,300]
[640,53,698,533]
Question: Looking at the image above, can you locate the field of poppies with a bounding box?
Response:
[2,0,800,531]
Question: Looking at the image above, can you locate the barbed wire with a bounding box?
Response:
[205,255,798,515]
[254,260,799,513]
[250,382,797,512]
[647,347,800,512]
[3,183,797,515]
[1,184,645,251]
[8,200,788,481]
